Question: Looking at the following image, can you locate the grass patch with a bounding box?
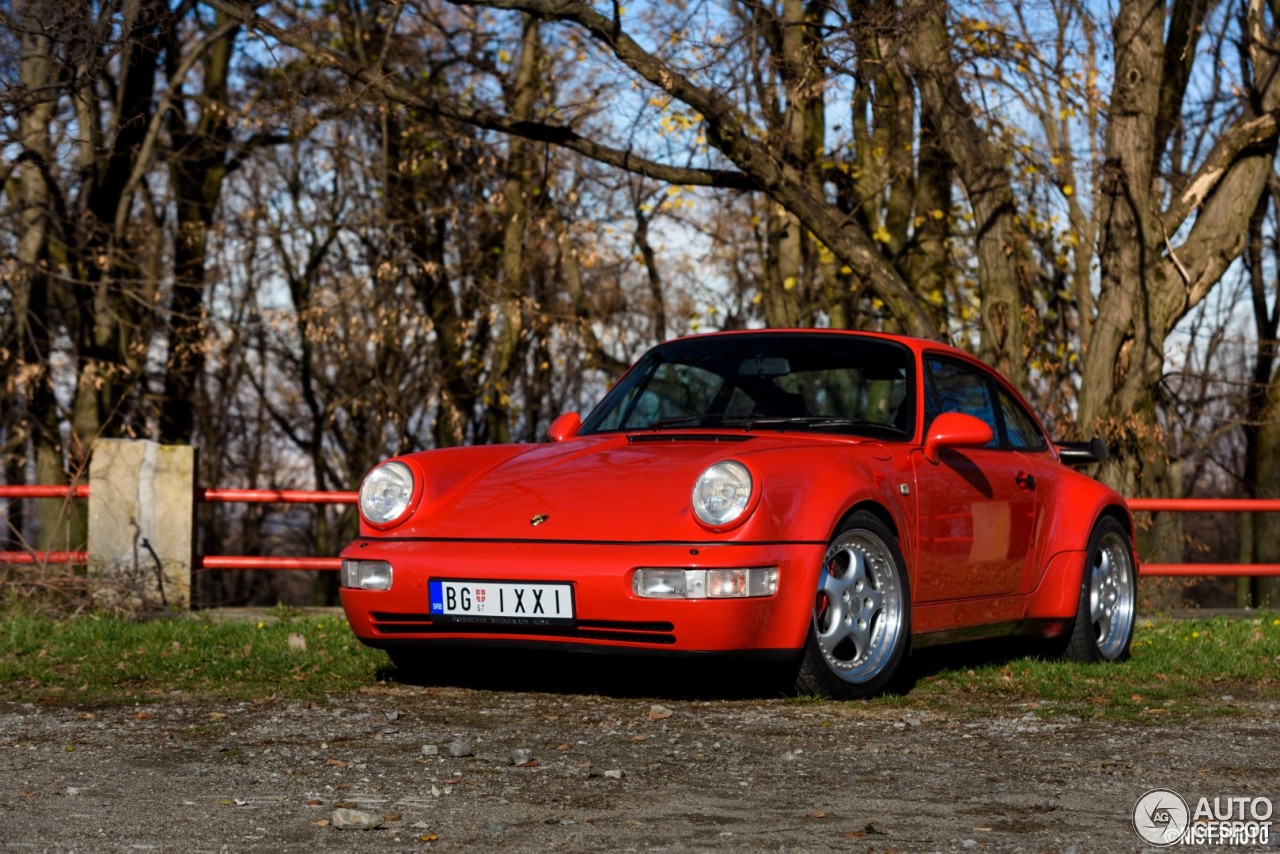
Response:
[1,612,1278,716]
[0,612,385,705]
[899,613,1280,719]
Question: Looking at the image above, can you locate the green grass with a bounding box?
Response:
[0,612,386,705]
[896,613,1280,719]
[1,611,1277,716]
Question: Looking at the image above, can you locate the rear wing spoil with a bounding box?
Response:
[1055,438,1109,467]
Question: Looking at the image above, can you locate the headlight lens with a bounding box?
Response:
[359,461,415,525]
[691,460,754,527]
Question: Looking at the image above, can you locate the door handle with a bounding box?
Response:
[1015,471,1036,490]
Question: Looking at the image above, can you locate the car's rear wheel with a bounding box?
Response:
[795,512,910,699]
[1063,517,1136,663]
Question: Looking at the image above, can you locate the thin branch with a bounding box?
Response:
[1166,110,1280,230]
[204,0,755,190]
[111,16,241,235]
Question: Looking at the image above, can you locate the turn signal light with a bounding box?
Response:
[340,559,393,591]
[633,567,778,599]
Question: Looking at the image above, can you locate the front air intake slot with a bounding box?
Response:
[369,612,677,645]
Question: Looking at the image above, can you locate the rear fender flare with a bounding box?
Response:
[1026,503,1134,619]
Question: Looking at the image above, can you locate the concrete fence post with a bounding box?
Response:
[87,440,196,611]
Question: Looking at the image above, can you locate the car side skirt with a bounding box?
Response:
[911,617,1073,649]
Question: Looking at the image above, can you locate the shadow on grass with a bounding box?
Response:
[905,636,1049,683]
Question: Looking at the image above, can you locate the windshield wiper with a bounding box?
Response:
[648,414,741,429]
[646,414,904,436]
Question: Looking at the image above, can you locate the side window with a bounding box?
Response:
[998,387,1047,451]
[924,357,999,449]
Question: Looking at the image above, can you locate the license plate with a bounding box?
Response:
[428,579,575,625]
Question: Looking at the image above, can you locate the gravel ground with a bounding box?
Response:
[3,653,1279,853]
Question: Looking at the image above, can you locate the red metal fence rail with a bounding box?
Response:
[1126,498,1280,577]
[195,489,357,570]
[0,484,355,571]
[3,485,1279,576]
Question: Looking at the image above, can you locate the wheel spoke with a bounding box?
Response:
[1090,549,1111,627]
[848,618,873,660]
[815,545,891,666]
[816,582,846,640]
[817,605,856,648]
[1087,530,1136,659]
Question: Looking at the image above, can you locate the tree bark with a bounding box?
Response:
[12,0,86,552]
[69,0,167,450]
[1075,0,1280,596]
[1251,365,1280,606]
[901,0,1029,389]
[485,16,541,444]
[161,15,241,444]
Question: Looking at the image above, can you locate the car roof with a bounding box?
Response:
[665,328,1042,428]
[664,328,969,360]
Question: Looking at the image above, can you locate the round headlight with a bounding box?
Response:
[359,461,415,525]
[691,460,754,528]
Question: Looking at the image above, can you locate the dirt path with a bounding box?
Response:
[3,671,1277,853]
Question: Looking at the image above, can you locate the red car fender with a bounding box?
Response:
[732,443,916,587]
[1024,467,1134,619]
[358,444,533,537]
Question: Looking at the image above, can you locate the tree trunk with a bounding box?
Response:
[161,16,240,444]
[902,0,1029,390]
[14,0,85,552]
[1241,186,1280,606]
[1076,0,1280,604]
[485,16,541,444]
[70,0,167,450]
[1251,365,1280,606]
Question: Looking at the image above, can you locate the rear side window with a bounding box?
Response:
[998,387,1048,451]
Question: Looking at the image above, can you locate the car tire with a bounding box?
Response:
[1062,516,1136,663]
[794,511,910,699]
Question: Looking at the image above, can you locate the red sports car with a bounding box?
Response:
[339,330,1137,698]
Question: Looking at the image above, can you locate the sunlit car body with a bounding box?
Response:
[339,330,1137,697]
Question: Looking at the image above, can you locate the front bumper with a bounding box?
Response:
[339,538,825,653]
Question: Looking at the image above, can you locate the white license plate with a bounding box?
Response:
[428,579,574,624]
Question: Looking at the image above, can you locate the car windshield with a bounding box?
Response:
[579,333,915,439]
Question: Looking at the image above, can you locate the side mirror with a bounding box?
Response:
[547,412,581,443]
[923,412,993,463]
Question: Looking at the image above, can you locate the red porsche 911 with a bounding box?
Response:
[339,329,1137,698]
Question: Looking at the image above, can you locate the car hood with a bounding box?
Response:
[376,432,884,543]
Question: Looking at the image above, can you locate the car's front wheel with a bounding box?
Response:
[1063,517,1137,662]
[795,512,910,699]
